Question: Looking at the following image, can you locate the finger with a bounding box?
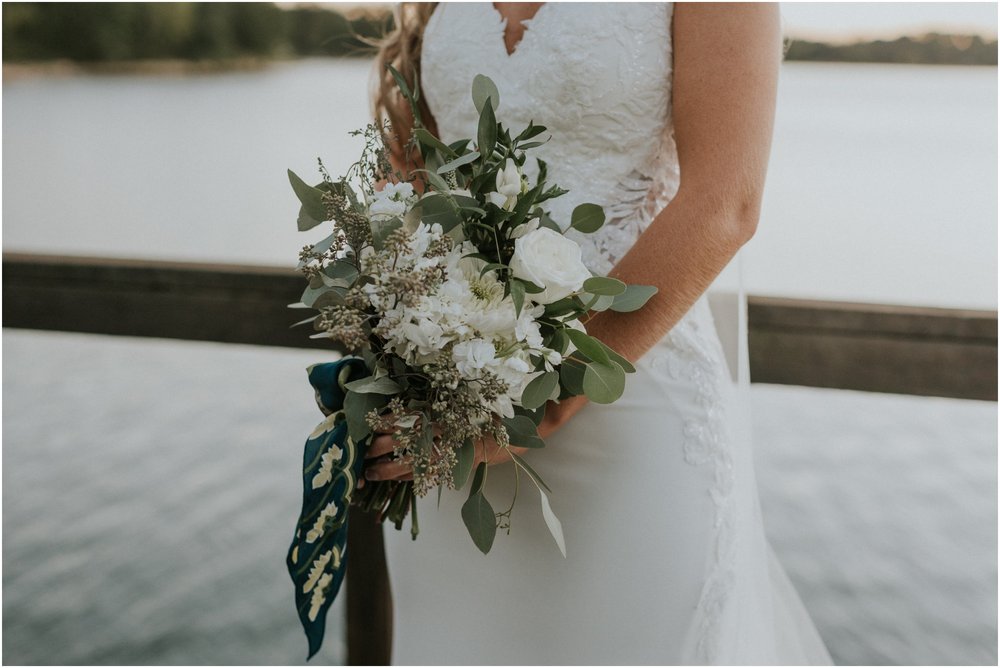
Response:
[365,459,413,481]
[366,434,397,459]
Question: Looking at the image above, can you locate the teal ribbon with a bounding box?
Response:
[286,357,369,660]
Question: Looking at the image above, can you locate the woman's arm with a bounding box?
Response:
[367,4,782,478]
[541,2,782,434]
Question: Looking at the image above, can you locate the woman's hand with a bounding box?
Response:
[363,425,531,483]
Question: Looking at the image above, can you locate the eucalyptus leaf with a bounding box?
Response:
[597,341,636,374]
[582,276,627,296]
[371,217,404,251]
[520,371,559,410]
[452,194,483,210]
[539,487,567,558]
[610,284,659,312]
[479,262,507,277]
[501,415,544,449]
[414,128,458,159]
[583,361,626,404]
[565,328,611,366]
[548,328,569,355]
[570,202,606,233]
[472,74,500,114]
[559,357,587,395]
[477,98,497,163]
[515,122,547,142]
[301,283,331,308]
[461,463,496,554]
[437,151,481,174]
[344,389,387,443]
[312,288,347,309]
[509,452,551,493]
[386,64,422,126]
[297,209,323,233]
[543,298,581,318]
[537,212,562,232]
[510,279,525,318]
[518,279,545,294]
[514,403,546,427]
[578,291,616,312]
[414,194,463,231]
[453,439,476,491]
[322,261,360,286]
[344,375,403,395]
[413,168,452,194]
[288,169,328,225]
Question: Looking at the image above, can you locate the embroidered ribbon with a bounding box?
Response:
[286,357,369,660]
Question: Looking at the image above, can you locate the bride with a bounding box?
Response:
[362,2,833,664]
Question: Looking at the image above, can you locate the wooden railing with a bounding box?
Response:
[4,252,997,663]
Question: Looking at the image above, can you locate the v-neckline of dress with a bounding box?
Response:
[488,2,551,58]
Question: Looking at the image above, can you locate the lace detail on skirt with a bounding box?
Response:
[652,301,738,662]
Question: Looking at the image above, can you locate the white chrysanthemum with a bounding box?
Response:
[308,572,334,622]
[311,447,342,489]
[306,501,338,544]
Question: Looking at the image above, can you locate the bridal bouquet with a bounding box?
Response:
[286,70,656,657]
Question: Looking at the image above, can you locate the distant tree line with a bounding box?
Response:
[2,2,390,61]
[786,33,998,66]
[3,2,997,66]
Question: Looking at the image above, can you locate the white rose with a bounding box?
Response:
[495,159,522,197]
[509,218,539,240]
[493,159,523,210]
[486,191,508,210]
[510,228,592,304]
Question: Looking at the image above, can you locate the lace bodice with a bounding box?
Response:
[421,2,679,275]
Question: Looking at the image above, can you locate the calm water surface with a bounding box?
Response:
[2,60,997,665]
[2,59,996,308]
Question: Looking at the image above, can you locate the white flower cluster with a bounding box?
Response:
[368,181,416,221]
[367,225,563,418]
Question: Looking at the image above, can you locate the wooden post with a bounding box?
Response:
[346,508,393,665]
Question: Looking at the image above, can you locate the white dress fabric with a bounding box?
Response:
[382,3,834,664]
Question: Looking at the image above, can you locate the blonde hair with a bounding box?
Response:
[371,2,439,166]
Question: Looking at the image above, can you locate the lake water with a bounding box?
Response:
[2,59,997,665]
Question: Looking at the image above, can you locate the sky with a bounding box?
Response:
[779,2,998,41]
[328,2,999,42]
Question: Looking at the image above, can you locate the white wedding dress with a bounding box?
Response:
[381,3,834,664]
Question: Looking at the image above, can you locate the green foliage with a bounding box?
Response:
[288,169,328,230]
[784,33,998,66]
[520,371,560,410]
[461,463,496,554]
[570,203,606,233]
[582,276,627,296]
[472,74,501,114]
[583,361,626,404]
[2,2,388,63]
[501,415,544,449]
[609,284,658,312]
